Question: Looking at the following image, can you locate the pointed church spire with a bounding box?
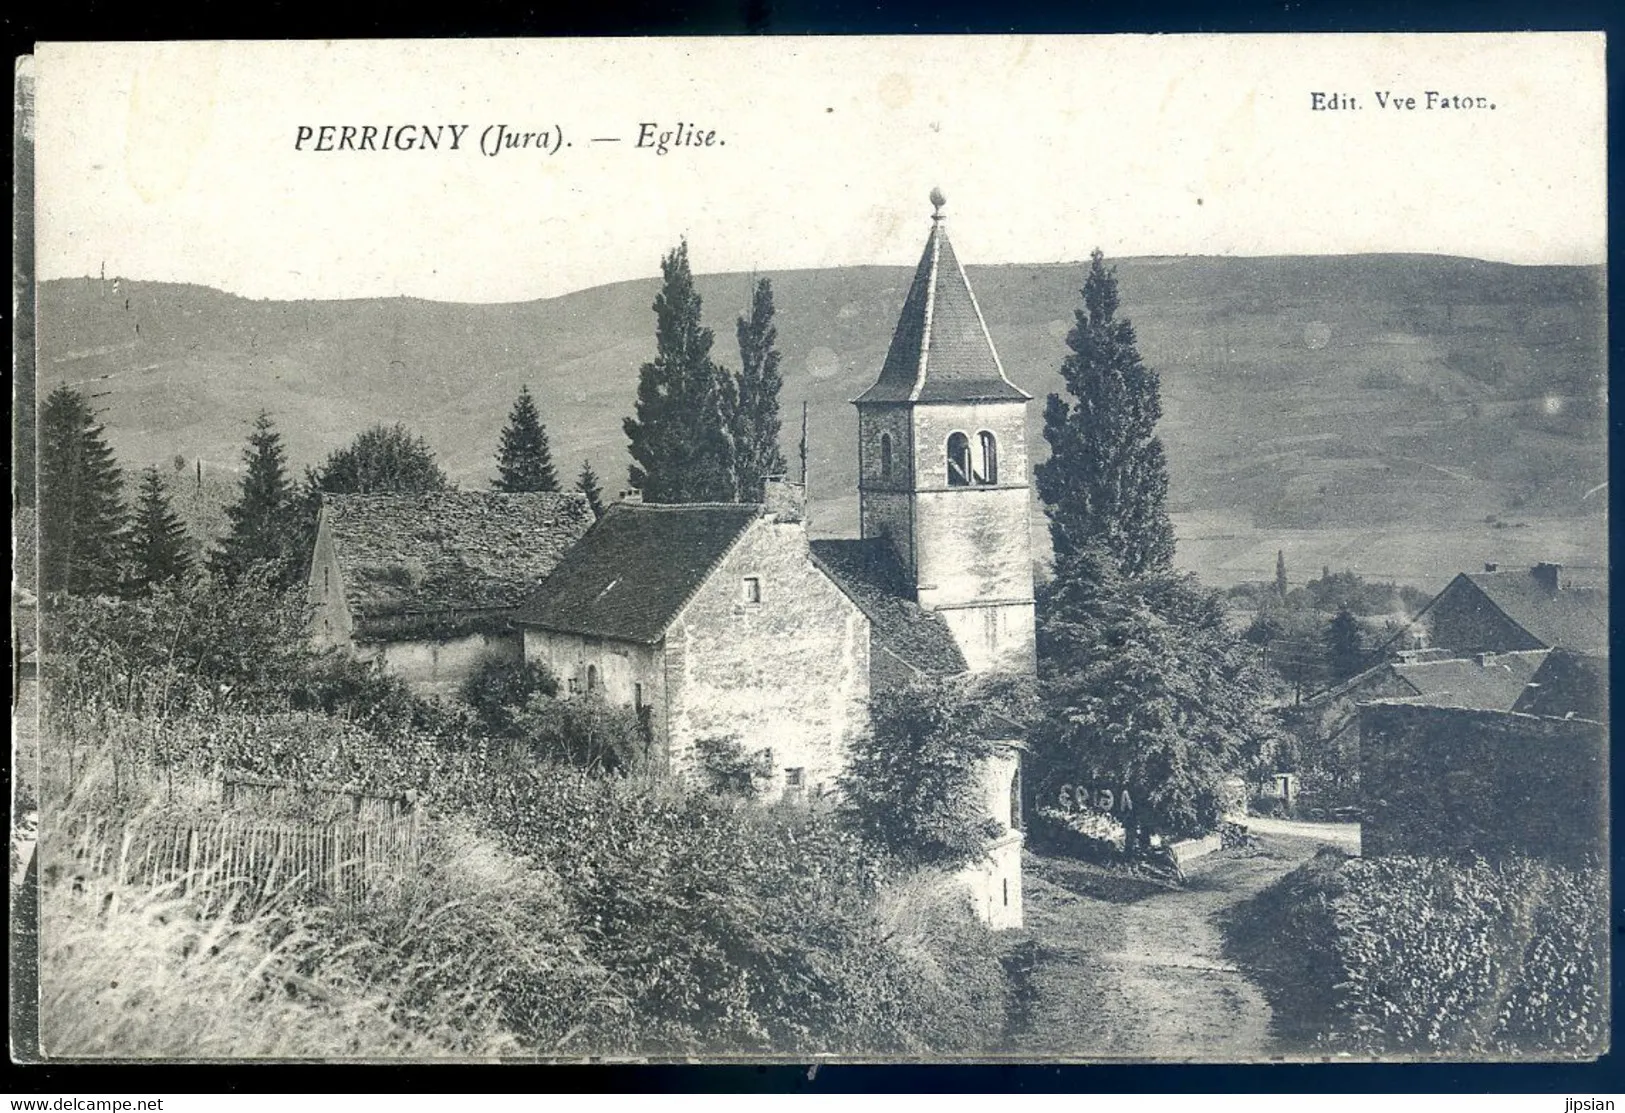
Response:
[855,191,1030,404]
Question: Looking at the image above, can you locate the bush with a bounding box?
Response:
[510,693,649,774]
[693,735,774,798]
[457,655,558,738]
[843,674,1016,870]
[461,761,1008,1055]
[1227,850,1608,1057]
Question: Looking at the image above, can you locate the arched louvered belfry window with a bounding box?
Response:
[946,432,972,487]
[975,431,999,485]
[879,432,893,479]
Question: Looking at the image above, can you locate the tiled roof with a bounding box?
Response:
[325,491,594,634]
[855,208,1030,405]
[513,502,760,643]
[808,538,968,682]
[1461,572,1609,652]
[1512,648,1607,720]
[1391,649,1549,712]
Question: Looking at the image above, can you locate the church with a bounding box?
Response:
[307,192,1036,927]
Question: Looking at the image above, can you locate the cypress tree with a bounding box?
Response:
[127,465,192,594]
[575,458,606,519]
[211,411,303,588]
[730,277,788,503]
[1035,249,1176,578]
[623,240,737,503]
[493,387,559,493]
[38,386,127,595]
[1275,549,1288,599]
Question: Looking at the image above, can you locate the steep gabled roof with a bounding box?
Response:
[1458,572,1609,652]
[324,491,594,633]
[1512,648,1608,720]
[855,195,1030,405]
[808,538,968,683]
[1391,649,1550,712]
[513,502,761,643]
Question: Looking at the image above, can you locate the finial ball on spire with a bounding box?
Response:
[929,187,947,215]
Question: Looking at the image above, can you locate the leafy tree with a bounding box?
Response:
[1275,549,1288,599]
[1325,608,1366,683]
[308,422,450,497]
[211,411,304,589]
[623,240,737,503]
[127,465,192,594]
[842,673,1031,869]
[730,277,788,503]
[1034,544,1281,852]
[492,386,559,493]
[575,459,606,519]
[1035,249,1176,578]
[38,386,127,595]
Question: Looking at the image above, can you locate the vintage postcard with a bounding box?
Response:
[12,35,1608,1063]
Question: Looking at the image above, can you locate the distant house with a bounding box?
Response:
[307,491,595,695]
[1415,562,1608,656]
[1298,648,1552,782]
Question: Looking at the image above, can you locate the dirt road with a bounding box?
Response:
[1005,833,1333,1060]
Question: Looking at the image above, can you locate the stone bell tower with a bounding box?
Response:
[853,188,1037,675]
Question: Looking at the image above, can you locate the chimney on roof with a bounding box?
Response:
[763,475,806,525]
[1476,652,1497,667]
[619,488,643,504]
[1483,562,1499,573]
[1531,562,1562,593]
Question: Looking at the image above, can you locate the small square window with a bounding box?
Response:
[742,576,762,603]
[786,767,804,787]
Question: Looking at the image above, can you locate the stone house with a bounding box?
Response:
[1412,562,1608,656]
[513,485,877,797]
[307,491,595,695]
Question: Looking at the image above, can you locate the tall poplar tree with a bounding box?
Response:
[493,386,560,493]
[38,386,127,595]
[1035,249,1176,578]
[211,411,303,588]
[575,458,606,519]
[127,465,192,594]
[730,277,788,503]
[623,240,737,503]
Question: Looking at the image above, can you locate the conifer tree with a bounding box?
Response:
[730,277,788,503]
[127,465,192,594]
[575,458,606,519]
[1325,608,1365,683]
[1275,549,1289,599]
[1035,249,1176,578]
[623,240,737,503]
[38,386,127,595]
[493,386,559,493]
[211,411,303,588]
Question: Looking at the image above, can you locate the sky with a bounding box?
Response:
[32,35,1607,303]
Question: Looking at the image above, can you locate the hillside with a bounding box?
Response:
[34,256,1606,589]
